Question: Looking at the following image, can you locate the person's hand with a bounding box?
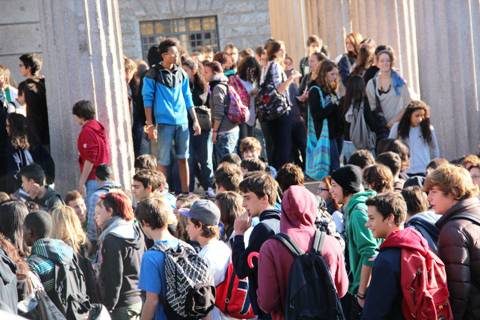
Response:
[193,121,201,136]
[234,212,252,236]
[78,184,86,198]
[297,89,308,102]
[250,88,259,96]
[29,183,43,198]
[212,131,217,144]
[289,70,301,81]
[356,296,365,308]
[145,124,157,141]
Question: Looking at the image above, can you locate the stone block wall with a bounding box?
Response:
[118,0,271,60]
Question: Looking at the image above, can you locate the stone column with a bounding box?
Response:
[39,0,134,194]
[414,0,480,158]
[349,0,420,95]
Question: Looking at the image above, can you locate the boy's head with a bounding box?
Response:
[24,210,52,246]
[376,151,402,178]
[401,186,429,217]
[239,137,262,160]
[348,149,375,170]
[20,164,46,193]
[214,163,242,192]
[330,165,363,204]
[366,192,407,239]
[158,38,178,66]
[95,164,113,182]
[19,53,42,77]
[240,158,266,174]
[276,163,304,192]
[424,164,478,215]
[239,172,278,217]
[134,154,157,172]
[65,190,87,223]
[132,169,166,201]
[362,164,394,193]
[181,199,221,242]
[135,197,172,238]
[306,35,322,54]
[220,153,242,166]
[426,158,449,176]
[72,100,95,124]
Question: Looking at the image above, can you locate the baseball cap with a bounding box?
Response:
[180,199,220,226]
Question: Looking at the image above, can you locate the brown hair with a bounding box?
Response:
[376,49,395,69]
[276,163,305,192]
[363,164,394,193]
[462,155,480,170]
[190,218,220,239]
[424,164,479,200]
[134,154,157,171]
[239,137,262,155]
[401,186,429,216]
[345,32,364,57]
[215,191,243,239]
[135,197,171,230]
[0,234,30,290]
[241,159,266,173]
[265,40,283,61]
[366,192,407,226]
[133,169,166,191]
[239,172,278,205]
[306,35,322,47]
[65,190,82,204]
[215,163,243,192]
[205,60,223,74]
[313,60,338,94]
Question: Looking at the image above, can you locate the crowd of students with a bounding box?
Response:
[0,31,480,320]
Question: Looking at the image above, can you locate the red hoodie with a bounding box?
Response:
[77,119,110,180]
[257,185,349,320]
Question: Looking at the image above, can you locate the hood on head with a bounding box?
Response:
[32,239,74,265]
[280,185,317,233]
[380,227,429,254]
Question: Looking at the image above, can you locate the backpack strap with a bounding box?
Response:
[275,233,304,256]
[311,230,326,255]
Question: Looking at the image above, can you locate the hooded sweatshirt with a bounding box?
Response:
[257,186,348,320]
[28,238,74,292]
[97,217,145,312]
[344,189,381,294]
[361,228,429,320]
[77,119,110,181]
[209,73,238,133]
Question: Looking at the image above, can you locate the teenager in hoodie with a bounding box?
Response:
[232,171,281,319]
[329,165,380,319]
[95,191,145,319]
[257,185,348,320]
[72,100,110,201]
[24,211,75,307]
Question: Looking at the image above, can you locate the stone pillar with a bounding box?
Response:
[303,0,351,59]
[414,0,480,158]
[349,0,420,95]
[39,0,134,194]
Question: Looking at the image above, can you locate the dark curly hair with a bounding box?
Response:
[398,100,432,144]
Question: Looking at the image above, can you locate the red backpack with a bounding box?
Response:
[382,228,453,320]
[219,82,250,124]
[215,261,255,319]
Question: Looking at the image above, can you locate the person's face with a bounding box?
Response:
[225,47,239,65]
[204,66,213,82]
[427,186,457,215]
[470,167,480,187]
[182,65,194,79]
[317,181,331,201]
[95,201,112,228]
[162,46,179,66]
[326,68,338,84]
[308,43,321,55]
[308,54,320,72]
[242,191,267,217]
[329,179,345,204]
[410,109,425,127]
[366,206,392,239]
[21,176,35,194]
[186,218,201,242]
[378,53,392,73]
[345,38,354,53]
[68,198,87,223]
[242,149,260,160]
[132,180,151,202]
[18,60,29,77]
[284,58,293,71]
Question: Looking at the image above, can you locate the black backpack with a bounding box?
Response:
[49,255,91,319]
[275,230,345,320]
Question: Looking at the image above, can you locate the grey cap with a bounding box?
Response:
[180,199,220,226]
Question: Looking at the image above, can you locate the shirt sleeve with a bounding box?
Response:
[351,208,379,267]
[78,129,100,164]
[388,122,399,139]
[430,126,440,158]
[142,76,155,109]
[138,251,163,295]
[182,73,194,110]
[270,62,283,88]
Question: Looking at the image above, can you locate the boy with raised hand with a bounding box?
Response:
[232,171,280,319]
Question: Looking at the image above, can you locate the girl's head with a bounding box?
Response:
[215,191,243,238]
[265,40,285,62]
[284,56,294,71]
[376,49,395,73]
[6,113,29,150]
[345,32,363,57]
[363,164,394,193]
[237,56,261,83]
[343,75,365,111]
[95,191,134,228]
[398,100,432,144]
[0,200,29,257]
[51,205,87,253]
[352,40,375,75]
[309,52,324,77]
[313,60,338,93]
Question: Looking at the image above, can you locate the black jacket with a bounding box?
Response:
[99,223,145,312]
[307,83,344,139]
[232,209,280,316]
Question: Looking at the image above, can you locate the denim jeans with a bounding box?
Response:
[189,129,214,192]
[132,124,150,158]
[156,124,189,166]
[215,130,239,164]
[85,179,97,205]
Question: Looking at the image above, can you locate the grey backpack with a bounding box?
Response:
[347,101,376,150]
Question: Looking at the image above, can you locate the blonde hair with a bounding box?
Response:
[51,205,87,253]
[424,164,479,200]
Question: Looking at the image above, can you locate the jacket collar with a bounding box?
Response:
[436,197,480,229]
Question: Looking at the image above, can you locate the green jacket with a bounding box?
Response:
[344,190,381,294]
